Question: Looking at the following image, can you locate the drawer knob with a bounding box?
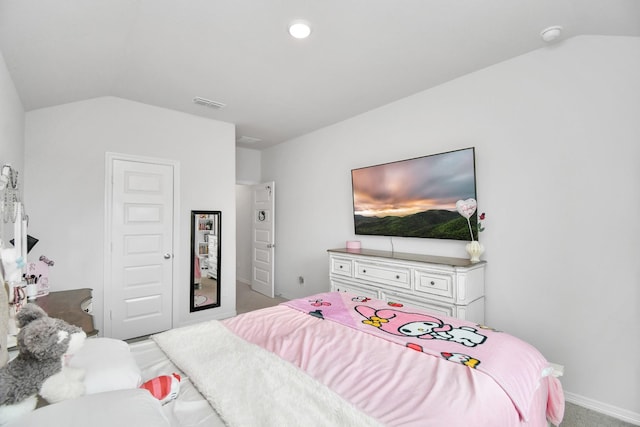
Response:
[339,265,343,269]
[430,281,435,286]
[396,275,400,279]
[362,269,367,273]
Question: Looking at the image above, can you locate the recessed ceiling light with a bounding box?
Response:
[288,21,311,39]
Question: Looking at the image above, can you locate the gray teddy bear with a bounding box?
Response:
[0,304,86,424]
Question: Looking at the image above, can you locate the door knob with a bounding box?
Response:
[267,243,276,248]
[164,253,172,259]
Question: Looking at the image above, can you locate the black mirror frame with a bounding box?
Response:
[190,210,221,312]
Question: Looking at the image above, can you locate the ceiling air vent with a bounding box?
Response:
[237,135,262,144]
[193,96,226,109]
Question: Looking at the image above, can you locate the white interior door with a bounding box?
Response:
[106,156,174,340]
[251,182,275,298]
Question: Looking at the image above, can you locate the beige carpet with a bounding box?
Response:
[194,276,218,307]
[560,402,635,427]
[236,281,287,314]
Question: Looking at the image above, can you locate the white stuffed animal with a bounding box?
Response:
[0,304,86,425]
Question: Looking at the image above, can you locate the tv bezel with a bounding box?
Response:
[350,147,477,241]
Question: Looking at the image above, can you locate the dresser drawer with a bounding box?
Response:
[414,270,454,300]
[354,261,411,290]
[380,290,454,318]
[332,281,380,299]
[330,257,353,277]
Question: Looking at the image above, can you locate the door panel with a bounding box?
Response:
[108,158,174,340]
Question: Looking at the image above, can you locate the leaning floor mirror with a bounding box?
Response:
[190,210,221,312]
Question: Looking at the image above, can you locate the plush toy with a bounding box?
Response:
[140,373,181,405]
[0,304,86,425]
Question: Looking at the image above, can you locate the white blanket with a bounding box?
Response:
[152,320,383,427]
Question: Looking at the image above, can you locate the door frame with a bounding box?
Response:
[103,152,181,337]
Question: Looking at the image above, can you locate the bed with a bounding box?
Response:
[2,291,565,427]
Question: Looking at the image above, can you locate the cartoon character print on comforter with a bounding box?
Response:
[283,291,553,423]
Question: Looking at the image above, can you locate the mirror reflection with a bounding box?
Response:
[190,210,221,312]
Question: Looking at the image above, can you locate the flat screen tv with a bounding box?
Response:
[351,147,477,241]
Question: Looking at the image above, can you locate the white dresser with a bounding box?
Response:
[328,248,486,324]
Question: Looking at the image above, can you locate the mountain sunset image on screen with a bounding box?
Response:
[351,148,477,240]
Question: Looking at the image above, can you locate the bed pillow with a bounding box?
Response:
[6,389,170,427]
[67,337,142,394]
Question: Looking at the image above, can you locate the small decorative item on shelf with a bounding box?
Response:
[465,241,484,263]
[25,255,53,297]
[456,198,485,263]
[346,240,361,250]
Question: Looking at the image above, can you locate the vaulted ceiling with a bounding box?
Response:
[1,0,638,149]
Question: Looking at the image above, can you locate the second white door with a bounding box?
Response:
[251,182,275,298]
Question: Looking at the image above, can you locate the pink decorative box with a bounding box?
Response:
[346,240,361,250]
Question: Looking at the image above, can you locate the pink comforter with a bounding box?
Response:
[223,292,564,426]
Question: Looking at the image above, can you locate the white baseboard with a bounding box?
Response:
[565,391,640,425]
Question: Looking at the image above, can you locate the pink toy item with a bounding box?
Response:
[140,373,181,405]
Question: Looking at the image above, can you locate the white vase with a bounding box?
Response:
[465,241,484,263]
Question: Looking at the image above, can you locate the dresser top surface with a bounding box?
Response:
[35,288,98,336]
[328,248,485,268]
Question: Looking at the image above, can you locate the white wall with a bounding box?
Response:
[235,147,262,285]
[0,50,23,362]
[24,97,237,334]
[261,36,640,421]
[0,50,24,246]
[236,147,261,184]
[235,184,252,284]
